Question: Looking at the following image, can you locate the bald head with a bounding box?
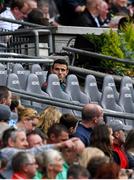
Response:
[82,103,103,123]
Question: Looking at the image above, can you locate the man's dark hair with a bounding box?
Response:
[0,86,9,102]
[1,127,16,147]
[47,123,68,138]
[52,59,68,69]
[10,0,26,10]
[60,113,78,129]
[67,164,90,179]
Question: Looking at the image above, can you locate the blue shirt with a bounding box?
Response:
[73,123,93,147]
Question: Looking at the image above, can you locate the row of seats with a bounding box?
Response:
[0,63,134,125]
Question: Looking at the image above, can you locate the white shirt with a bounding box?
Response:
[0,8,20,31]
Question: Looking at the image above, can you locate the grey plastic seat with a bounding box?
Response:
[7,73,21,90]
[102,75,119,103]
[65,74,90,104]
[120,76,134,102]
[12,63,29,90]
[65,74,90,117]
[26,73,49,110]
[101,86,124,123]
[46,74,75,115]
[118,86,134,127]
[84,74,101,104]
[31,64,45,86]
[0,63,7,86]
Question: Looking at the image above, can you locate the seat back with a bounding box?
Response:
[119,86,134,126]
[7,73,21,90]
[84,74,101,104]
[12,63,29,90]
[101,86,124,123]
[65,74,90,104]
[31,64,45,86]
[120,76,134,102]
[46,74,74,114]
[102,75,119,103]
[0,63,7,86]
[26,73,49,109]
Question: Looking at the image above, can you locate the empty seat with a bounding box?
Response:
[84,74,101,104]
[26,73,49,110]
[65,74,90,104]
[0,63,7,86]
[118,86,134,126]
[12,63,29,90]
[101,86,124,123]
[7,73,21,90]
[31,64,45,86]
[120,76,134,102]
[46,74,75,114]
[102,75,119,103]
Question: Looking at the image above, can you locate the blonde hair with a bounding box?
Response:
[18,107,39,122]
[37,106,62,134]
[79,147,105,167]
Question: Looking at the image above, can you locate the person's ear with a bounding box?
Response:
[114,131,119,138]
[8,137,15,147]
[49,134,56,142]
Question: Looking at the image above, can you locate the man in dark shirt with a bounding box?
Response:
[73,103,104,147]
[42,59,69,92]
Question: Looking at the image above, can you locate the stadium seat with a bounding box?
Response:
[0,63,7,86]
[120,76,134,102]
[118,86,134,127]
[84,74,101,104]
[12,63,29,90]
[26,73,49,111]
[65,74,90,104]
[46,74,76,114]
[102,75,119,103]
[101,86,124,123]
[31,64,46,86]
[7,73,21,90]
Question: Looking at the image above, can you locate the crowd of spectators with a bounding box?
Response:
[0,0,134,179]
[0,59,133,179]
[0,0,134,30]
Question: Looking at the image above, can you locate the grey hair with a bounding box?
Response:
[10,128,26,142]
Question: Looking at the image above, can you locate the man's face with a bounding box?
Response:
[13,3,30,20]
[27,134,43,148]
[51,63,69,82]
[13,131,28,149]
[4,91,12,106]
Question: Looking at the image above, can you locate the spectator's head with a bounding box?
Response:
[38,106,62,134]
[124,129,134,151]
[18,108,39,131]
[113,0,128,7]
[12,151,38,179]
[87,156,110,178]
[108,120,132,145]
[10,0,31,20]
[2,128,28,149]
[51,59,69,82]
[79,147,105,168]
[26,8,49,25]
[27,130,43,148]
[47,123,69,144]
[90,124,114,157]
[0,86,12,106]
[36,149,64,179]
[86,0,104,16]
[67,164,90,179]
[98,0,109,21]
[60,113,78,135]
[94,162,121,179]
[82,103,104,128]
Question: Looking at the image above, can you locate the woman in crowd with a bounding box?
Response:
[37,106,62,134]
